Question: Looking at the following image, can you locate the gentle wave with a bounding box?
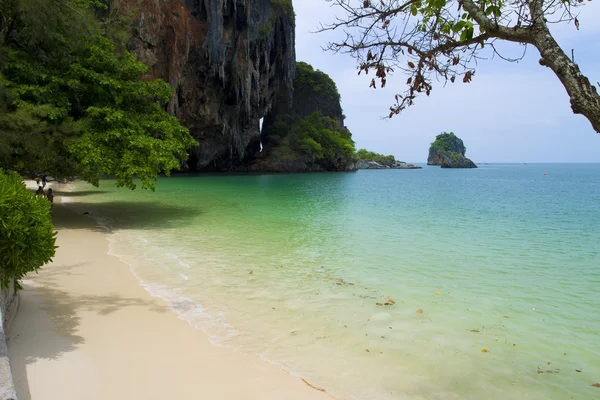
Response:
[62,166,600,400]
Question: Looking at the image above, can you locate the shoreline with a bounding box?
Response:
[6,193,333,400]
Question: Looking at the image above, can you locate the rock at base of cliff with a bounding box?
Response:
[242,156,330,173]
[356,159,422,169]
[440,153,477,168]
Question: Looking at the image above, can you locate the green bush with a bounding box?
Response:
[291,112,356,167]
[0,169,57,289]
[356,148,396,165]
[429,132,466,158]
[0,0,196,190]
[295,62,341,102]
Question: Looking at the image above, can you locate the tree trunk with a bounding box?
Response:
[535,28,600,133]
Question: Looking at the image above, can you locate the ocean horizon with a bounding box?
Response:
[62,163,600,400]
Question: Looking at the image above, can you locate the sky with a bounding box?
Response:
[292,0,600,163]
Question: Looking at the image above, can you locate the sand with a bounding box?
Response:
[6,193,332,400]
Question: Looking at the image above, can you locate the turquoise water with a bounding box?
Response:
[63,164,600,399]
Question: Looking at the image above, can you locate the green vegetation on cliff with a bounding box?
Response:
[0,0,196,189]
[294,62,340,101]
[428,132,466,160]
[356,149,395,165]
[269,0,295,20]
[267,112,355,169]
[428,132,476,168]
[0,169,56,289]
[260,62,354,170]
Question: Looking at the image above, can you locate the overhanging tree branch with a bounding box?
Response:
[320,0,600,133]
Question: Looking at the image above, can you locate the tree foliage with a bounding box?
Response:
[320,0,600,133]
[428,132,476,167]
[269,112,356,169]
[356,148,396,164]
[295,61,341,102]
[0,0,197,189]
[429,132,466,157]
[262,61,354,170]
[0,169,57,289]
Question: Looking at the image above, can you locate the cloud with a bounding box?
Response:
[293,0,600,162]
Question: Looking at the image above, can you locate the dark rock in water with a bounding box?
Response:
[428,132,477,168]
[357,160,388,169]
[356,159,421,170]
[440,153,478,168]
[125,0,296,171]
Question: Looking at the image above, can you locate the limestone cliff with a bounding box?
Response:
[126,0,296,171]
[427,132,477,168]
[245,61,355,172]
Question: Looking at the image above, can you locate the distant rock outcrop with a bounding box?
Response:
[427,132,477,168]
[355,148,421,170]
[356,160,421,169]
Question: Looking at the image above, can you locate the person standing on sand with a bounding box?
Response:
[42,175,47,188]
[47,188,54,205]
[35,186,45,198]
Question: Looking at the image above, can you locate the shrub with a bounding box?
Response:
[429,132,466,157]
[356,149,396,165]
[0,169,57,289]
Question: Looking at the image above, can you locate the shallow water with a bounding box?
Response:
[62,164,600,400]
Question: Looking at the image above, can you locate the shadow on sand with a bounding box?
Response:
[7,278,169,400]
[53,199,204,231]
[60,190,110,197]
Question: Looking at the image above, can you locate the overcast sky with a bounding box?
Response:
[292,0,600,163]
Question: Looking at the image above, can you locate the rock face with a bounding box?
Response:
[126,0,296,171]
[439,153,477,168]
[356,160,422,169]
[244,61,356,172]
[428,132,477,168]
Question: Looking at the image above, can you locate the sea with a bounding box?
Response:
[61,164,600,400]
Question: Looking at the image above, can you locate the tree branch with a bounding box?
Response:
[460,0,534,42]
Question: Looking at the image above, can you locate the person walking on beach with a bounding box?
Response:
[47,188,54,205]
[42,175,47,188]
[35,186,45,198]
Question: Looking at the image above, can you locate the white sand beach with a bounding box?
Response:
[6,192,332,400]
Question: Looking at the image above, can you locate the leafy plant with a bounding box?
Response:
[0,0,197,190]
[267,112,356,169]
[356,149,396,165]
[0,169,57,289]
[429,132,466,159]
[320,0,600,133]
[294,62,341,102]
[262,62,354,170]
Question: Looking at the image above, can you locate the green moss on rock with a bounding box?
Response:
[257,62,354,171]
[269,0,294,20]
[428,132,477,168]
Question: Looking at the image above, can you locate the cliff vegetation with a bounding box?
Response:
[252,62,355,171]
[355,149,421,169]
[356,149,396,165]
[0,0,196,189]
[428,132,477,168]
